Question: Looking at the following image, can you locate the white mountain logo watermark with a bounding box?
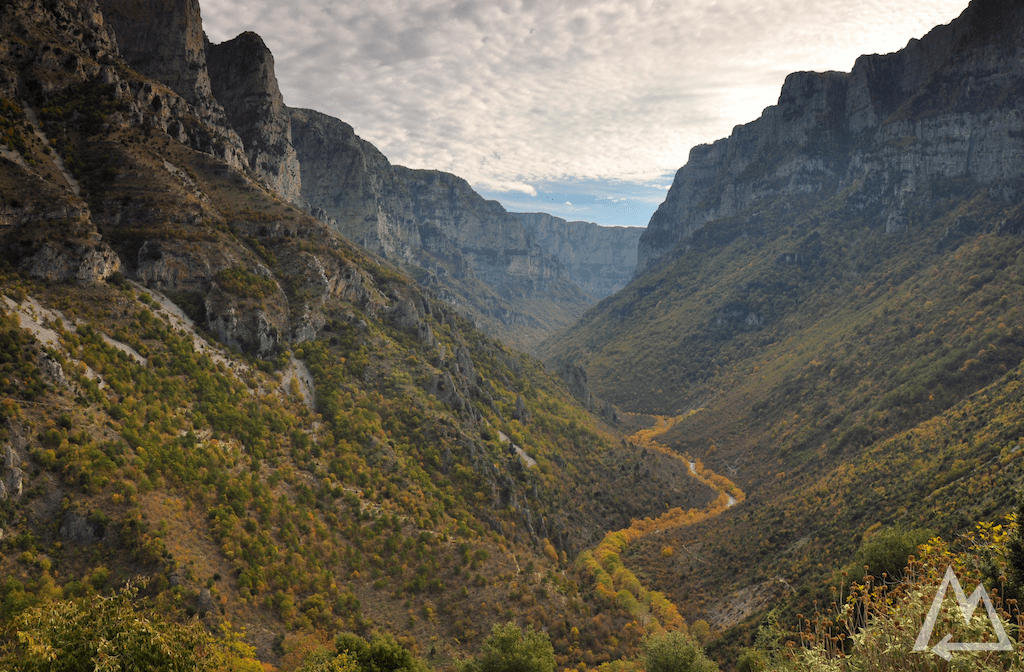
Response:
[913,565,1014,660]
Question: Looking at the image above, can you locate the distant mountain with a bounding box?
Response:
[286,106,592,352]
[512,213,644,299]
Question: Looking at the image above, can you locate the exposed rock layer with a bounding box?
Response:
[513,213,644,298]
[636,0,1024,275]
[206,32,303,204]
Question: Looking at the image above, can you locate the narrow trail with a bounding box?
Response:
[576,413,745,633]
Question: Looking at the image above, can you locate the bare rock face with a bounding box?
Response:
[288,109,402,255]
[0,432,27,502]
[636,0,1024,276]
[206,32,303,205]
[20,236,121,284]
[513,213,644,298]
[95,0,248,169]
[98,0,212,114]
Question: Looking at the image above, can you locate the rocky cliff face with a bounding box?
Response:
[513,213,644,298]
[97,0,214,116]
[289,107,591,350]
[92,0,248,170]
[287,108,404,255]
[289,107,561,290]
[637,0,1024,275]
[206,32,303,205]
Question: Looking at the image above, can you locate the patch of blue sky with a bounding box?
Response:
[476,175,675,228]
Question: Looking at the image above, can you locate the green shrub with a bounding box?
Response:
[466,622,556,672]
[214,266,279,300]
[1,582,254,671]
[846,526,935,584]
[641,631,718,672]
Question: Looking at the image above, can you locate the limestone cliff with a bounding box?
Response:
[97,0,213,116]
[513,213,644,298]
[206,32,303,205]
[94,0,247,170]
[289,107,592,351]
[637,0,1024,275]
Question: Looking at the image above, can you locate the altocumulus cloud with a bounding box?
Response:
[202,0,968,218]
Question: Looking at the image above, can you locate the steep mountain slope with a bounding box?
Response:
[512,213,644,299]
[0,0,714,666]
[542,0,1024,654]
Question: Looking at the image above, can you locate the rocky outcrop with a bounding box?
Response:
[636,0,1024,276]
[513,213,644,298]
[206,32,303,205]
[555,362,619,424]
[0,423,28,502]
[20,236,121,283]
[205,283,286,358]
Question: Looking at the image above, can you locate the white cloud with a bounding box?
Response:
[201,0,969,208]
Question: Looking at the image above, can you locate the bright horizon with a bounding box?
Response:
[202,0,970,228]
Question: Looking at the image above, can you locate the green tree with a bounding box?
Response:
[847,526,934,584]
[333,633,426,672]
[641,631,718,672]
[300,648,362,672]
[2,583,249,672]
[468,623,555,672]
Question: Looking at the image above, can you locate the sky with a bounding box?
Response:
[202,0,970,228]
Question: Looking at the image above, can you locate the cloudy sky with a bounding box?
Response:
[202,0,969,227]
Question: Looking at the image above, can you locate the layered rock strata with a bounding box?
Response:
[513,213,644,298]
[637,0,1024,275]
[206,31,303,204]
